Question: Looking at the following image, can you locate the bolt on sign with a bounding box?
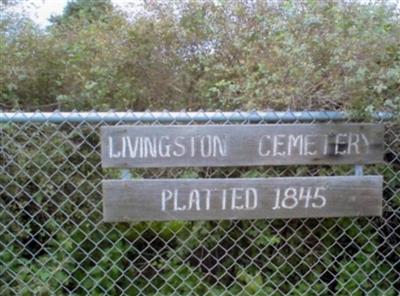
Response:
[100,124,384,221]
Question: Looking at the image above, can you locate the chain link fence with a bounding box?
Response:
[1,111,399,295]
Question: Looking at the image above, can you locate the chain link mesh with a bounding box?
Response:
[1,111,399,295]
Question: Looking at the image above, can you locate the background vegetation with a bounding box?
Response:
[1,0,399,112]
[1,0,399,295]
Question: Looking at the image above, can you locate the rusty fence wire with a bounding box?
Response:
[0,111,399,295]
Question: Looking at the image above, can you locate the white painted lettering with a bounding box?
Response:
[173,189,186,211]
[245,188,258,209]
[273,134,286,156]
[139,137,144,158]
[121,137,126,158]
[348,133,360,154]
[304,135,317,156]
[161,189,173,211]
[288,134,303,156]
[188,189,201,211]
[159,136,171,157]
[222,189,227,210]
[312,187,326,208]
[282,187,298,209]
[231,188,244,210]
[144,137,157,158]
[323,134,329,155]
[126,136,139,158]
[213,136,227,157]
[204,189,211,210]
[190,136,196,157]
[361,133,370,153]
[335,133,347,155]
[108,136,121,158]
[299,187,313,208]
[200,135,212,158]
[258,135,271,156]
[173,136,185,157]
[272,188,281,210]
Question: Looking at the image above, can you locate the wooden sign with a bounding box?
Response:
[101,124,384,168]
[102,176,382,222]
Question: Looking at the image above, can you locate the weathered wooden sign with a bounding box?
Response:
[101,124,384,168]
[103,176,382,222]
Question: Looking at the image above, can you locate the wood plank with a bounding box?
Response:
[102,176,382,222]
[101,124,384,168]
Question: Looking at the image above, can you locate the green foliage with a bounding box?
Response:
[50,0,114,26]
[1,0,399,111]
[1,0,399,294]
[1,121,399,294]
[335,254,397,296]
[1,120,399,294]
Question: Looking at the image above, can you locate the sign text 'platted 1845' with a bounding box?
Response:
[103,176,382,222]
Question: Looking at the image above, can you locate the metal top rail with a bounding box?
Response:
[0,111,394,123]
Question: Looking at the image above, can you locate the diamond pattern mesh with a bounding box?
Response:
[0,111,399,295]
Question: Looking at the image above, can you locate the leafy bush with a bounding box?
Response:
[1,120,399,295]
[1,0,399,112]
[1,0,399,294]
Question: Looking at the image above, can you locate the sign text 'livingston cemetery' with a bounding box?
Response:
[101,123,384,221]
[101,124,384,167]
